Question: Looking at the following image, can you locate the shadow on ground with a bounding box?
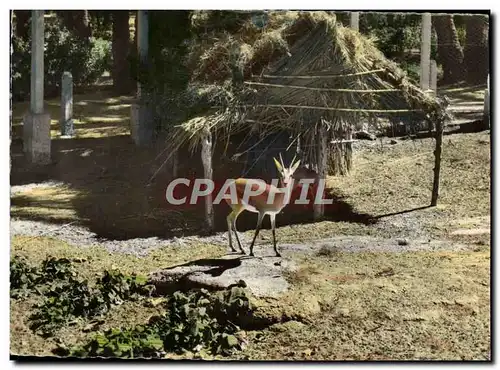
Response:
[10,134,376,240]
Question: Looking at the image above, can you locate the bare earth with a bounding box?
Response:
[10,86,490,360]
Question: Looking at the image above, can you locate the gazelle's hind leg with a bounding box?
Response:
[227,214,237,253]
[232,211,245,254]
[269,213,281,257]
[227,206,246,254]
[249,212,265,257]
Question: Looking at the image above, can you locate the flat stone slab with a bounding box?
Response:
[149,254,298,298]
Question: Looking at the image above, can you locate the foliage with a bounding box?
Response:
[10,256,154,337]
[60,281,254,358]
[29,278,106,337]
[29,270,154,337]
[10,256,41,298]
[359,13,422,60]
[399,61,420,84]
[96,269,156,306]
[40,257,77,281]
[10,256,77,298]
[64,326,165,358]
[11,16,111,101]
[130,10,193,133]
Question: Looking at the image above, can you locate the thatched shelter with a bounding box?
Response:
[155,11,451,229]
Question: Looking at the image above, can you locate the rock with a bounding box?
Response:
[390,139,398,145]
[149,254,298,298]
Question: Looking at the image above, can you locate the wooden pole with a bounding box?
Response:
[201,128,214,231]
[350,12,360,31]
[345,129,353,173]
[483,74,490,130]
[429,60,438,93]
[427,60,438,135]
[420,13,432,91]
[314,124,328,220]
[431,119,444,206]
[134,10,153,146]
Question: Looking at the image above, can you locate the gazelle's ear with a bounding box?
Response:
[273,157,283,172]
[291,160,301,173]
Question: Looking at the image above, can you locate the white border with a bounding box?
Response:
[2,4,496,370]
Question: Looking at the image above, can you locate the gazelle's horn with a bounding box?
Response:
[279,153,285,168]
[291,154,297,166]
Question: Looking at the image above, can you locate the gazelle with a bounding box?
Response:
[224,154,303,257]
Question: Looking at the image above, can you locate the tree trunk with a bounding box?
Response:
[464,15,489,85]
[432,15,466,85]
[14,10,30,40]
[73,10,92,40]
[59,11,92,41]
[112,11,132,95]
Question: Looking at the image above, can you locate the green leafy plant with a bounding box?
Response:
[10,256,41,298]
[97,270,155,306]
[10,256,155,337]
[28,270,155,337]
[11,16,111,101]
[10,256,79,298]
[29,277,108,337]
[62,326,165,359]
[58,283,255,358]
[39,257,77,281]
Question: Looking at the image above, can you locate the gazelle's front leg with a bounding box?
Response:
[249,212,265,257]
[227,208,246,254]
[269,213,281,257]
[231,208,246,254]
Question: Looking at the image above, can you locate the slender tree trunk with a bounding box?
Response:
[131,12,138,94]
[14,10,30,40]
[59,10,92,41]
[73,10,92,39]
[464,15,489,84]
[112,10,132,94]
[432,15,466,84]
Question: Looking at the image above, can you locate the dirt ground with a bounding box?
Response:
[10,85,491,360]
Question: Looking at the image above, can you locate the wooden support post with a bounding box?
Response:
[483,74,490,130]
[131,10,154,146]
[431,119,444,206]
[345,129,353,172]
[425,60,438,135]
[350,12,360,31]
[420,13,432,91]
[314,124,328,220]
[430,60,438,93]
[201,128,214,231]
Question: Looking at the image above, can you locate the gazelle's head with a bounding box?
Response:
[273,153,301,187]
